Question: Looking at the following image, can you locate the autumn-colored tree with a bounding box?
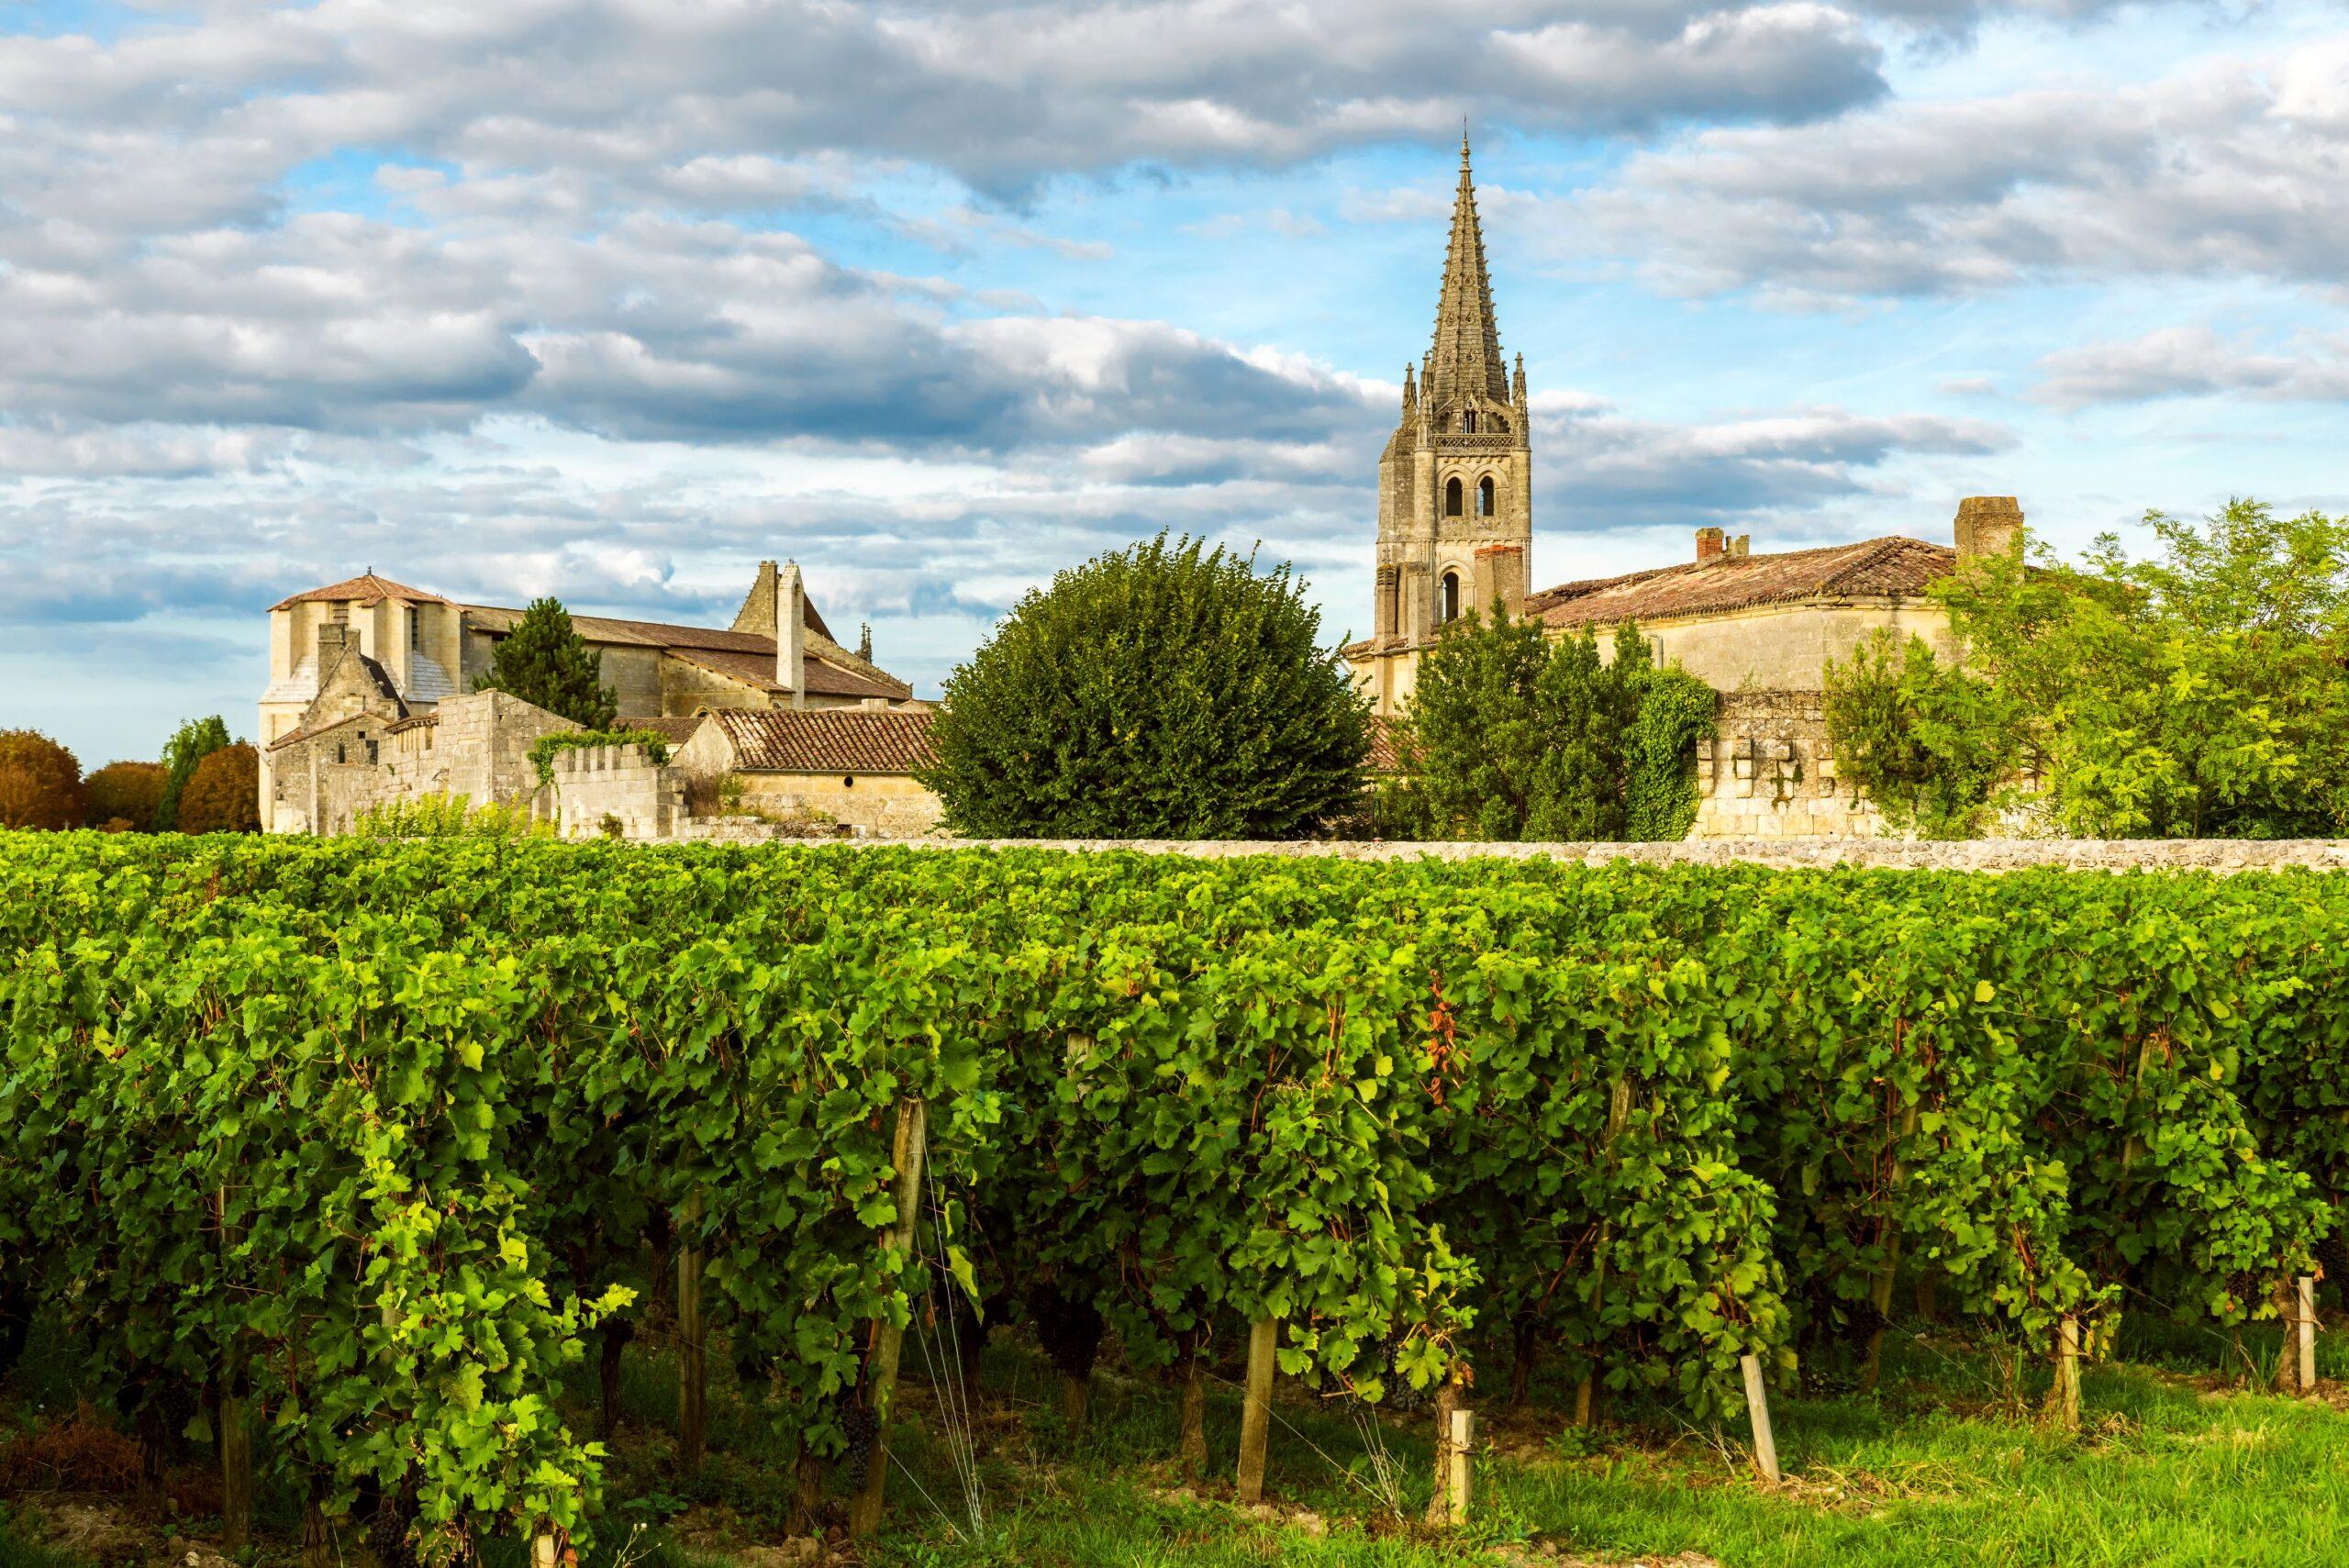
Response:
[83,761,168,831]
[0,729,88,830]
[175,743,262,834]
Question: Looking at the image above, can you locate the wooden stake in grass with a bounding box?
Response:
[849,1097,930,1541]
[1237,1315,1278,1506]
[531,1532,558,1568]
[2298,1275,2318,1394]
[676,1190,707,1473]
[1424,1370,1467,1525]
[1740,1352,1780,1484]
[2048,1315,2081,1432]
[1446,1407,1474,1526]
[1177,1341,1208,1478]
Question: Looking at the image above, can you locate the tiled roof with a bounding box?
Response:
[272,573,450,612]
[462,603,778,653]
[265,710,371,752]
[671,647,913,702]
[708,708,937,773]
[1527,537,1955,629]
[1368,716,1403,773]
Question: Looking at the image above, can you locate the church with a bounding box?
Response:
[1345,140,2027,838]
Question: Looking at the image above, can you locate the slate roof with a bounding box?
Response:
[707,708,938,773]
[1527,537,1955,629]
[669,647,912,702]
[271,573,450,612]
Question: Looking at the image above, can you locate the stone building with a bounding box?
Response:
[670,708,945,838]
[258,559,922,832]
[1344,140,2030,839]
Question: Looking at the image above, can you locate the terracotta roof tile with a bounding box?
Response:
[461,602,778,653]
[618,715,705,745]
[1367,716,1403,773]
[707,708,937,773]
[668,647,911,701]
[1528,537,1955,629]
[272,573,451,612]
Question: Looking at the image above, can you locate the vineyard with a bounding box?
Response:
[6,833,2349,1565]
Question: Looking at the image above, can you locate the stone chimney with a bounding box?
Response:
[1696,527,1726,564]
[775,562,806,709]
[1730,534,1751,559]
[1472,543,1529,619]
[316,622,353,669]
[1954,496,2025,562]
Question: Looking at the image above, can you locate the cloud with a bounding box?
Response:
[2031,325,2349,407]
[1584,37,2349,302]
[1534,395,2015,525]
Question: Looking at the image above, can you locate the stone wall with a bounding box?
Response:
[864,837,2349,873]
[735,772,945,837]
[551,742,683,841]
[1690,690,1879,840]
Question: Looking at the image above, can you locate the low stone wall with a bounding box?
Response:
[857,837,2349,873]
[552,743,682,841]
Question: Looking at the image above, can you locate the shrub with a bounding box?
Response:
[82,761,167,830]
[0,729,86,830]
[353,795,551,840]
[918,533,1371,839]
[175,742,262,834]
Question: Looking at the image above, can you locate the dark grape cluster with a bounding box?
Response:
[1027,1285,1105,1382]
[368,1475,419,1568]
[840,1400,880,1485]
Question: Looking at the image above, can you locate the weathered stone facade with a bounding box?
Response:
[267,683,576,835]
[1690,691,1881,840]
[551,742,682,841]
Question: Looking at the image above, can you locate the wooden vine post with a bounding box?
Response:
[1447,1407,1475,1525]
[2048,1315,2081,1431]
[217,1183,253,1551]
[219,1362,252,1550]
[1865,1101,1920,1392]
[1424,1370,1470,1524]
[677,1191,707,1473]
[1739,1353,1781,1483]
[2299,1275,2319,1394]
[1236,1315,1279,1505]
[849,1097,930,1540]
[1577,1077,1633,1427]
[531,1531,558,1568]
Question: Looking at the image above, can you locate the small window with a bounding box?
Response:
[841,775,855,789]
[1444,477,1464,517]
[1478,476,1496,517]
[334,743,346,764]
[409,613,421,651]
[1442,572,1462,623]
[1462,409,1477,433]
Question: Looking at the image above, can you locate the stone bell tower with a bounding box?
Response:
[1373,134,1533,644]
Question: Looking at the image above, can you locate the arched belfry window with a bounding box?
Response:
[1462,409,1478,433]
[1442,572,1462,623]
[1445,477,1464,517]
[1477,475,1496,517]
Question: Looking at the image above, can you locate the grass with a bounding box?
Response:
[11,1307,2349,1568]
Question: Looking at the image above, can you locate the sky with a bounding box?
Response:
[2,0,2346,766]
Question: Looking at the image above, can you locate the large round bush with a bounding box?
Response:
[918,534,1371,839]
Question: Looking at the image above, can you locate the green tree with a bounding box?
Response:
[154,714,230,830]
[1825,500,2349,839]
[1389,610,1713,841]
[0,729,86,830]
[473,597,618,730]
[918,533,1371,839]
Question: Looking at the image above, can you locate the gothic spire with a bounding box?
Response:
[1425,133,1508,406]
